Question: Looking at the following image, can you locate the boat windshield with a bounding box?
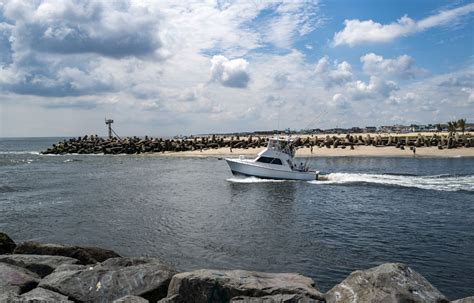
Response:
[267,139,294,157]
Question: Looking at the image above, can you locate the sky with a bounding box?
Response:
[0,0,473,137]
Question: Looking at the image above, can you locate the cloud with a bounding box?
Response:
[347,76,399,100]
[333,3,474,46]
[0,22,13,66]
[0,52,117,97]
[273,73,290,89]
[438,72,474,104]
[388,92,417,105]
[3,1,166,59]
[261,1,325,49]
[210,55,250,88]
[315,56,353,87]
[331,93,350,109]
[360,53,426,79]
[439,73,474,87]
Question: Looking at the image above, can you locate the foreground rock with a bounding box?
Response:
[160,269,324,303]
[114,295,150,302]
[14,241,121,264]
[0,263,40,295]
[39,257,176,302]
[324,263,448,303]
[452,297,474,303]
[0,232,16,254]
[231,294,320,302]
[0,254,79,278]
[1,287,74,302]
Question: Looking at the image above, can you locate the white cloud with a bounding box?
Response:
[361,53,426,79]
[315,56,353,87]
[333,3,474,46]
[314,56,329,74]
[347,76,399,99]
[210,55,250,88]
[331,93,350,109]
[262,1,324,49]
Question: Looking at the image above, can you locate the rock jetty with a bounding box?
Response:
[41,133,473,155]
[1,232,471,302]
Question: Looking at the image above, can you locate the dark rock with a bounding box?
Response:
[231,294,320,302]
[12,287,74,302]
[0,263,40,295]
[0,232,16,254]
[114,295,150,303]
[160,269,324,303]
[39,257,176,302]
[0,254,79,278]
[324,263,448,303]
[14,242,121,265]
[452,297,474,303]
[54,263,89,272]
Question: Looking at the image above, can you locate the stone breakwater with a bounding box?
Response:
[1,232,472,302]
[41,133,474,155]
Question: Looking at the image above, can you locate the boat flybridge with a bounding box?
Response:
[225,136,319,181]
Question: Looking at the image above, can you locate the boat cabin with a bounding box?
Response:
[254,137,300,170]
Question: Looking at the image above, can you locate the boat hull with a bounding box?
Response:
[225,158,317,181]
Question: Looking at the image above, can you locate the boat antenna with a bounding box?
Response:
[277,103,281,139]
[302,109,328,132]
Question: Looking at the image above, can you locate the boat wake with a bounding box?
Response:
[310,173,474,192]
[226,176,288,183]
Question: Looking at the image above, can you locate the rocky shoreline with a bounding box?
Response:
[41,133,473,155]
[1,232,472,303]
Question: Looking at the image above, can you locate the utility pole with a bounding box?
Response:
[105,118,114,139]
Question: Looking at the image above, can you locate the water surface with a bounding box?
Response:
[1,137,473,299]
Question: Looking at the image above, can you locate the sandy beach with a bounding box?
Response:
[152,145,474,158]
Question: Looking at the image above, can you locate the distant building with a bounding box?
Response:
[380,125,411,133]
[350,127,363,133]
[364,126,377,133]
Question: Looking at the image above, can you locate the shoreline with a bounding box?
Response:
[144,146,474,158]
[39,132,474,158]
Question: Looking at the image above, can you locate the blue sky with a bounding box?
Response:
[0,0,473,137]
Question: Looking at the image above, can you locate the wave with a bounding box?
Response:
[0,151,40,155]
[227,177,288,183]
[63,159,83,163]
[0,185,17,193]
[309,173,474,192]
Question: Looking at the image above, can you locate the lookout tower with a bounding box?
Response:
[105,118,114,139]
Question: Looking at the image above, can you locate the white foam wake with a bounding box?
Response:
[0,151,40,155]
[227,176,288,183]
[309,173,474,192]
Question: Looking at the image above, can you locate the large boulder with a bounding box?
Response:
[452,297,474,303]
[324,263,448,303]
[160,269,324,303]
[231,294,320,302]
[39,257,176,302]
[0,254,79,278]
[6,287,74,302]
[0,263,40,295]
[14,241,121,264]
[0,232,16,254]
[53,263,89,273]
[114,295,150,303]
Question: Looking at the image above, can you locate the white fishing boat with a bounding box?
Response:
[225,136,319,181]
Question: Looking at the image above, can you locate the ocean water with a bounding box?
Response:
[1,137,473,299]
